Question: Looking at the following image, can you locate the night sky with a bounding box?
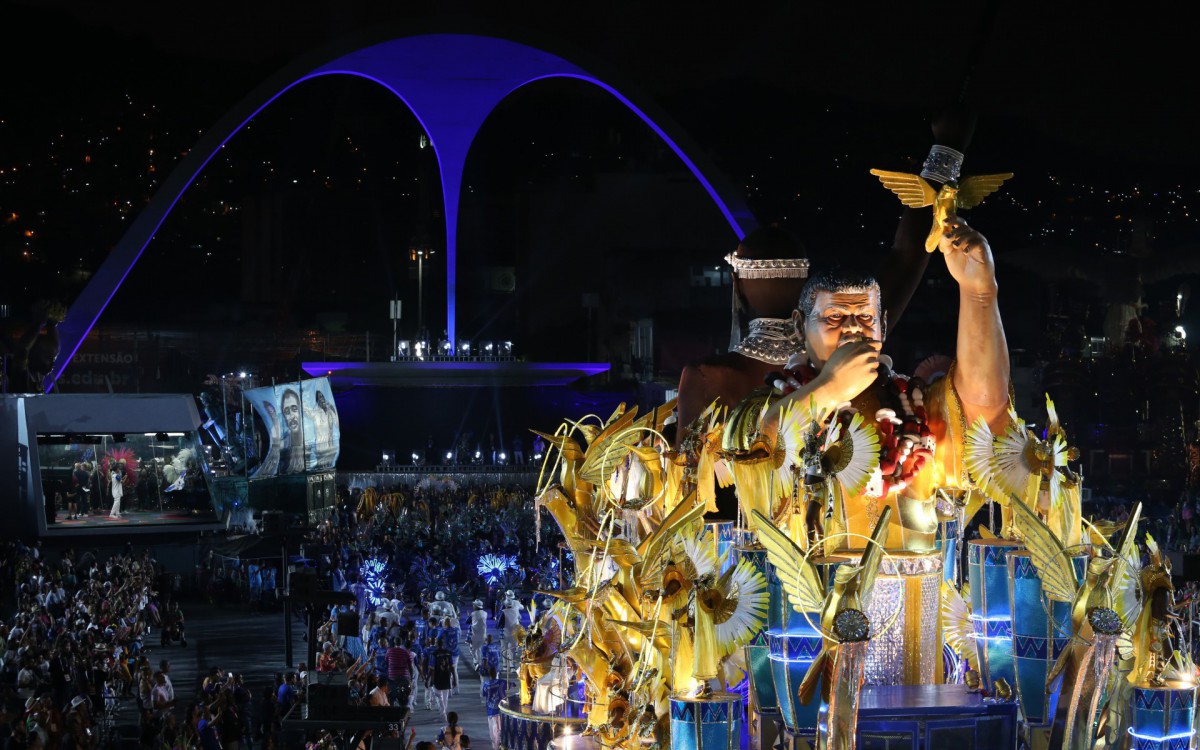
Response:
[3,2,1199,363]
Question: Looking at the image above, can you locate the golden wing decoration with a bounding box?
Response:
[722,389,775,455]
[1083,516,1127,548]
[858,505,893,607]
[1145,531,1160,562]
[636,489,704,565]
[697,407,726,513]
[941,580,974,656]
[1110,502,1144,625]
[581,539,642,568]
[579,407,641,484]
[533,431,586,462]
[826,413,881,497]
[730,455,783,533]
[1009,494,1078,603]
[633,398,677,436]
[712,557,769,655]
[752,509,825,613]
[1045,393,1063,439]
[868,169,938,208]
[955,173,1014,210]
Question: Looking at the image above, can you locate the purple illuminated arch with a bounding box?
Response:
[48,33,754,390]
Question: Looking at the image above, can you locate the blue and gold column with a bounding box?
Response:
[767,557,843,741]
[1007,548,1086,726]
[669,692,744,750]
[733,545,778,750]
[1129,682,1197,750]
[967,539,1022,692]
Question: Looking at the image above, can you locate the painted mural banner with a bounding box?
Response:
[246,377,340,477]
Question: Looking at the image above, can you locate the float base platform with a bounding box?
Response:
[499,699,588,750]
[783,684,1017,750]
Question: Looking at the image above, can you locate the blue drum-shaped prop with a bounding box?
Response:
[732,546,776,714]
[766,557,843,737]
[1007,549,1086,726]
[669,692,744,750]
[967,539,1022,691]
[936,517,960,585]
[1130,682,1197,750]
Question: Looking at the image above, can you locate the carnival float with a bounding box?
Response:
[495,164,1198,750]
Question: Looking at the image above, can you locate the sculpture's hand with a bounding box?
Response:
[931,104,977,152]
[812,339,881,405]
[939,217,997,297]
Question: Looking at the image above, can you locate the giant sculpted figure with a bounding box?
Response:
[763,217,1010,551]
[675,107,976,447]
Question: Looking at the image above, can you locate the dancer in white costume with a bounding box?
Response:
[468,599,489,670]
[108,461,126,519]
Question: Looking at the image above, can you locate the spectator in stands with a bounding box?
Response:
[276,672,296,718]
[368,680,390,707]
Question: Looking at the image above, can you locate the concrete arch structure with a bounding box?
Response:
[49,33,755,390]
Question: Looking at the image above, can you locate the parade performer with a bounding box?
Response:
[468,599,489,670]
[429,590,459,623]
[109,459,126,519]
[500,590,524,652]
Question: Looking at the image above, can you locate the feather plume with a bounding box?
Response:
[713,557,769,655]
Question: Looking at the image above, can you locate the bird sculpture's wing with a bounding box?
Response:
[712,557,770,655]
[1045,393,1063,439]
[633,398,677,436]
[696,407,726,513]
[753,509,825,613]
[579,407,641,484]
[941,581,974,657]
[580,539,641,567]
[858,505,893,607]
[533,431,586,462]
[956,173,1014,210]
[1083,516,1127,548]
[636,490,705,568]
[868,169,937,208]
[826,413,881,498]
[1110,502,1144,624]
[1010,494,1078,603]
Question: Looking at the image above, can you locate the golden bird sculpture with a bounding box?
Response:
[869,169,1013,252]
[1011,494,1142,750]
[753,506,892,699]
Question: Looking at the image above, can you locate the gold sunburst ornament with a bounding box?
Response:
[825,412,881,498]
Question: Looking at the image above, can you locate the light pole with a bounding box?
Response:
[410,247,434,339]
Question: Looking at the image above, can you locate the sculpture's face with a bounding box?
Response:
[798,289,882,367]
